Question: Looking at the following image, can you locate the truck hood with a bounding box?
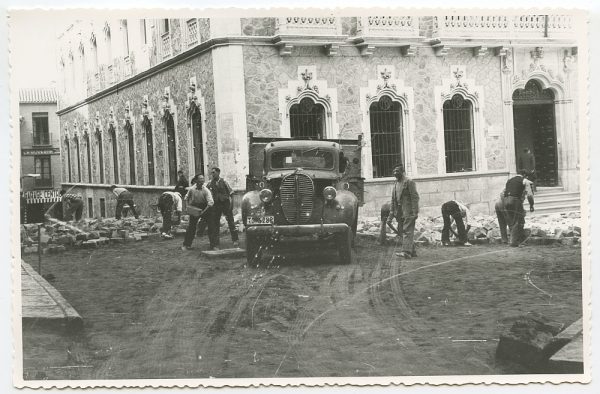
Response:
[265,169,340,181]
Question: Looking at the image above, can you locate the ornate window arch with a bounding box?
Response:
[141,96,156,185]
[94,112,106,184]
[434,65,487,174]
[107,107,119,184]
[63,123,72,183]
[278,66,339,138]
[82,120,92,183]
[185,77,208,178]
[360,65,416,179]
[72,120,82,182]
[161,87,179,185]
[122,101,136,185]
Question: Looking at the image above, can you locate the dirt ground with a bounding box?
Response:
[21,233,583,380]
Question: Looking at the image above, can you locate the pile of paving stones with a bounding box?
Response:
[358,211,582,246]
[21,211,581,255]
[20,213,245,255]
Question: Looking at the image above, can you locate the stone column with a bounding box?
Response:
[210,18,249,190]
[499,48,516,177]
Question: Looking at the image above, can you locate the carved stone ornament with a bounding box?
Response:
[301,68,313,90]
[123,101,132,125]
[108,107,115,127]
[185,81,201,115]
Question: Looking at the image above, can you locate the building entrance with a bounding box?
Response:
[512,80,558,187]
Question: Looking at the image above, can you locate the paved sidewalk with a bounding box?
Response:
[21,261,82,330]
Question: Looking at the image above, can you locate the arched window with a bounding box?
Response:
[85,134,92,182]
[289,97,325,139]
[190,108,204,176]
[109,125,119,184]
[96,128,105,184]
[64,137,72,182]
[74,135,82,182]
[369,95,403,178]
[125,121,136,184]
[442,94,475,173]
[143,119,155,185]
[164,113,177,185]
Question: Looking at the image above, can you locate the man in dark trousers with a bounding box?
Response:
[207,167,239,248]
[60,189,84,222]
[503,170,535,247]
[441,200,471,246]
[182,174,216,250]
[110,185,139,220]
[387,164,419,258]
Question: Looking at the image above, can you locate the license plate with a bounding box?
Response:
[248,216,274,225]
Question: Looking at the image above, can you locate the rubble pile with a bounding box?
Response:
[358,211,582,246]
[20,213,245,254]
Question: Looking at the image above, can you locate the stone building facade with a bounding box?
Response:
[56,15,582,219]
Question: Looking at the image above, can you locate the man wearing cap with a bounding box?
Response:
[110,185,139,220]
[503,170,535,247]
[207,167,239,248]
[387,163,420,258]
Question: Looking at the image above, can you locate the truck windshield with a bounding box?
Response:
[270,148,335,170]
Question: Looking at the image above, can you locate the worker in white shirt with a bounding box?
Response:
[157,191,183,239]
[110,185,139,219]
[441,200,472,246]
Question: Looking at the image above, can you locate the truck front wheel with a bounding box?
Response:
[336,230,353,265]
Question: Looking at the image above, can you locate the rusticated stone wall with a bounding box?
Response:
[240,18,276,36]
[59,51,216,216]
[242,45,506,175]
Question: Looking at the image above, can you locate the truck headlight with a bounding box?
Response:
[259,188,273,203]
[323,186,336,201]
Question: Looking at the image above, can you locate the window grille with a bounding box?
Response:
[191,111,204,175]
[369,96,403,178]
[187,19,199,46]
[165,114,178,185]
[125,122,136,184]
[443,94,475,173]
[289,97,324,139]
[88,198,94,218]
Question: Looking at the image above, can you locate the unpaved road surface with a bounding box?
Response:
[22,235,583,380]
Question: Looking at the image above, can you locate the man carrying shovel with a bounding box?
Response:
[387,164,420,259]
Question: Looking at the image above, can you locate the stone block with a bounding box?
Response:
[55,235,76,245]
[467,177,487,191]
[425,191,456,207]
[496,314,567,368]
[76,233,89,241]
[201,248,246,259]
[454,190,482,204]
[110,238,126,244]
[440,178,468,193]
[82,240,99,248]
[414,180,441,194]
[23,246,39,254]
[88,231,100,239]
[117,229,130,238]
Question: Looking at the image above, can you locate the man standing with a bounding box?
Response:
[207,167,239,248]
[182,174,216,250]
[174,170,189,200]
[387,164,419,258]
[110,185,139,220]
[441,200,471,246]
[157,191,182,239]
[60,189,84,222]
[503,170,535,247]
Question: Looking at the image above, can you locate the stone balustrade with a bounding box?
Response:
[161,33,172,59]
[187,18,199,46]
[433,14,574,39]
[356,16,419,37]
[275,17,342,36]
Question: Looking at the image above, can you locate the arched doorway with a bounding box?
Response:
[512,79,558,187]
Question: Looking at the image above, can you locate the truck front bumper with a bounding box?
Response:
[246,223,349,236]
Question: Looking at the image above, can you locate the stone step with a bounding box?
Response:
[535,186,564,194]
[531,204,581,215]
[547,318,584,373]
[534,192,580,201]
[200,248,246,259]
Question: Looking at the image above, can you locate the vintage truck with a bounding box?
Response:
[242,133,364,265]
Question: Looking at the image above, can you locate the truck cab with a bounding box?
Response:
[242,135,363,265]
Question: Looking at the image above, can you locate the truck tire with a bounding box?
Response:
[336,230,353,265]
[246,231,261,266]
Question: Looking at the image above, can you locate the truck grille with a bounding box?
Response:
[280,173,314,224]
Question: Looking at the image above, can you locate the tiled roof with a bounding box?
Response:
[19,88,58,104]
